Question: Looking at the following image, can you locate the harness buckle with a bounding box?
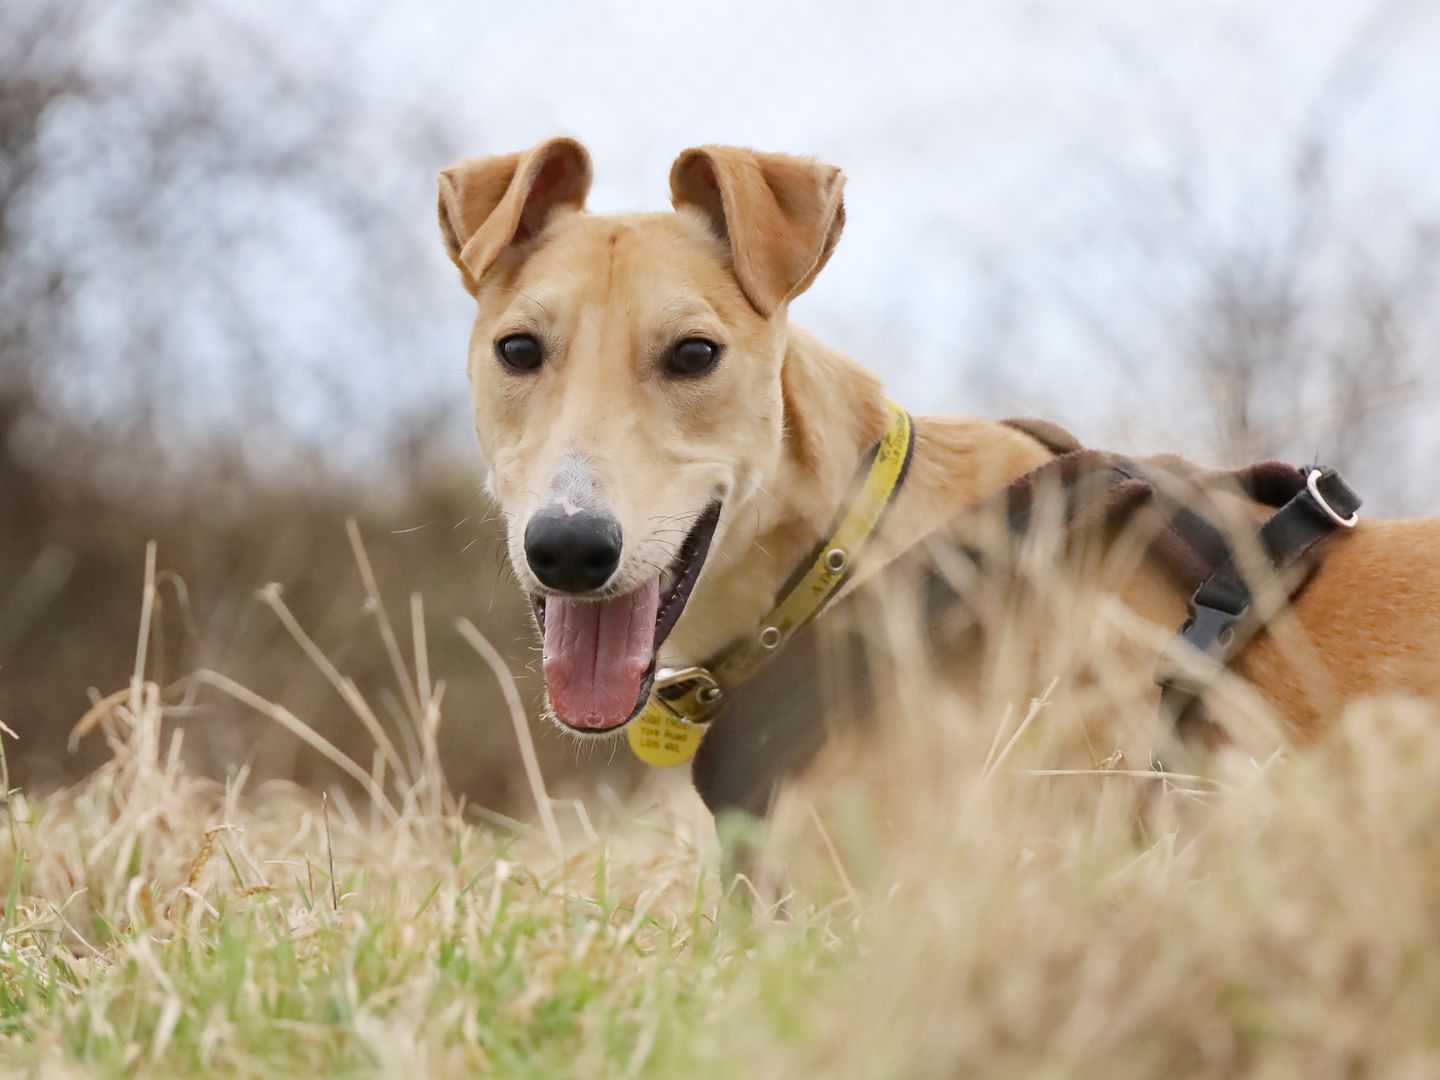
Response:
[1306,469,1359,529]
[652,665,725,724]
[1154,599,1243,695]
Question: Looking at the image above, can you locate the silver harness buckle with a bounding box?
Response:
[1306,468,1360,528]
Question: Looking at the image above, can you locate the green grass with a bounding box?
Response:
[8,687,1440,1077]
[0,696,855,1077]
[8,545,1440,1076]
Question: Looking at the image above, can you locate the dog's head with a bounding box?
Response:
[438,137,846,734]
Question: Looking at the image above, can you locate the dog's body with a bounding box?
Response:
[438,138,1440,820]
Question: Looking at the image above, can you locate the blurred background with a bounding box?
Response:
[2,0,1436,807]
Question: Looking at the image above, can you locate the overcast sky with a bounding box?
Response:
[26,0,1440,500]
[357,0,1440,442]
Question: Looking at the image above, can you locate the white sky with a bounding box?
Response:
[27,0,1440,506]
[385,0,1440,436]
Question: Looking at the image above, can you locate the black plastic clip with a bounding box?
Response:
[1155,597,1244,695]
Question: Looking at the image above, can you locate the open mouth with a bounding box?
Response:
[531,501,721,734]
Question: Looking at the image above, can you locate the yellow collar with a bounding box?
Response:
[627,399,916,767]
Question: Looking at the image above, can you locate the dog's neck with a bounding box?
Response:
[660,324,1054,668]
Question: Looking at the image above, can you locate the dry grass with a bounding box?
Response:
[3,541,1440,1077]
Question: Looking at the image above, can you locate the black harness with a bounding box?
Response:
[692,421,1363,820]
[992,421,1363,733]
[1155,466,1361,731]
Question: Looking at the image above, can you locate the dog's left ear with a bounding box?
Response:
[670,146,846,317]
[438,137,592,291]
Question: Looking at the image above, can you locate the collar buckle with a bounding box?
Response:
[652,665,726,724]
[631,401,914,761]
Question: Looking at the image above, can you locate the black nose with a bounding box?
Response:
[524,508,623,594]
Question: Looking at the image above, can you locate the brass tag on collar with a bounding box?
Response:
[623,404,911,767]
[627,667,720,766]
[627,706,706,767]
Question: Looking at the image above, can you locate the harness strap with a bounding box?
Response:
[992,443,1231,593]
[686,418,1363,819]
[997,423,1365,735]
[1155,468,1361,730]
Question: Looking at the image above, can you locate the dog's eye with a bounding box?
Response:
[664,338,721,378]
[495,333,544,372]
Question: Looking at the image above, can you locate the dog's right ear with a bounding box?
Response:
[437,137,592,291]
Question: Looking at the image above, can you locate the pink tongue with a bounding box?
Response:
[542,578,661,730]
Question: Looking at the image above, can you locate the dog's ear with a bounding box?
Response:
[437,137,592,290]
[670,146,846,317]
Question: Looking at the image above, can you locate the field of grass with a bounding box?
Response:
[4,547,1440,1078]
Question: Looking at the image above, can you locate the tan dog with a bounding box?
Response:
[437,137,1440,813]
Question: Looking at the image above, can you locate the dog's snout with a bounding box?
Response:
[524,508,622,594]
